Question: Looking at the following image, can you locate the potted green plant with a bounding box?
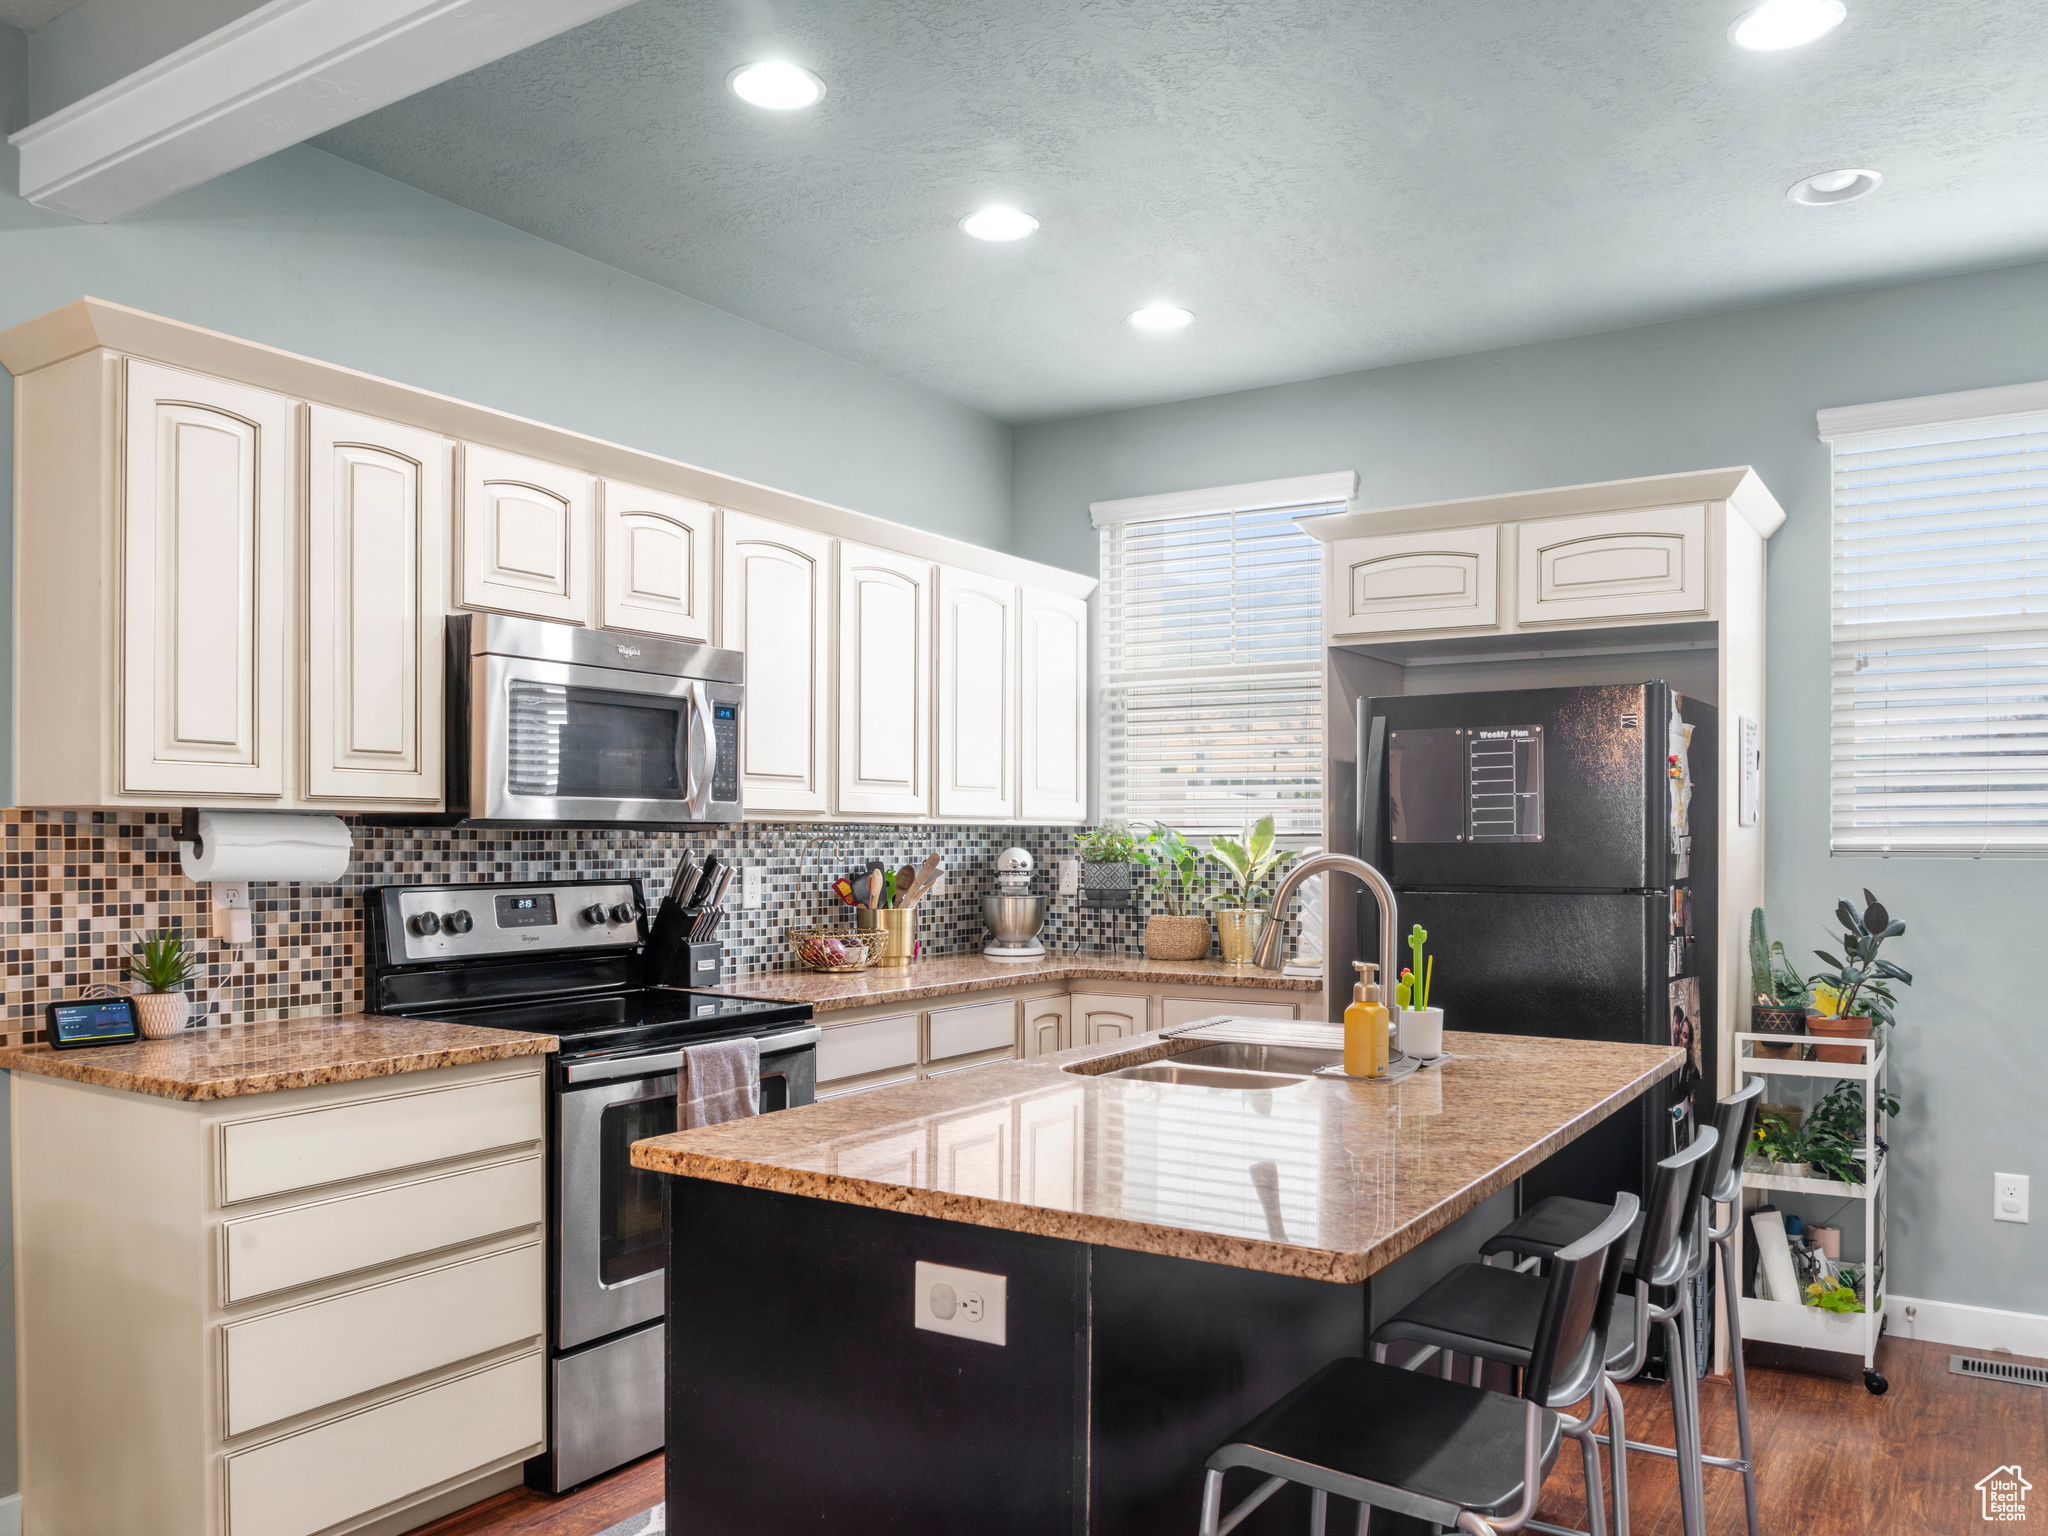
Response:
[1135,823,1210,960]
[1751,1108,1810,1179]
[1205,816,1296,964]
[126,932,199,1038]
[1748,908,1807,1059]
[1074,822,1141,908]
[1800,1082,1900,1185]
[1807,889,1911,1064]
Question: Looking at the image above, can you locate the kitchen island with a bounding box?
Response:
[632,1027,1681,1535]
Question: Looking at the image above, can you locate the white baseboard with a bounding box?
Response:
[0,1491,20,1536]
[1886,1294,2048,1359]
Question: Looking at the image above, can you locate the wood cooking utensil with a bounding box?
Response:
[866,871,884,911]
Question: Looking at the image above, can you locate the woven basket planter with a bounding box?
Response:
[1144,915,1211,961]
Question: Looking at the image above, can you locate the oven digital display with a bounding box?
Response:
[494,893,558,927]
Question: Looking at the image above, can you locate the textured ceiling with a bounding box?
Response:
[316,0,2048,424]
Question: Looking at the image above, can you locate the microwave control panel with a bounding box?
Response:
[712,702,739,802]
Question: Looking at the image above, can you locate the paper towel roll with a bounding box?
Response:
[1751,1208,1799,1304]
[180,812,352,884]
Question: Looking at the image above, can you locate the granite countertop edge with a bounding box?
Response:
[633,1037,1685,1284]
[0,1016,559,1102]
[712,953,1323,1012]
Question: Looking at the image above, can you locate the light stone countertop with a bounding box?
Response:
[632,1028,1681,1285]
[0,1014,558,1101]
[710,951,1321,1013]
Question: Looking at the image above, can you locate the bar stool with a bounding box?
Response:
[1369,1131,1719,1536]
[1478,1082,1766,1536]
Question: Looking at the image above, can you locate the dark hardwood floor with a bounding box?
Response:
[419,1336,2044,1535]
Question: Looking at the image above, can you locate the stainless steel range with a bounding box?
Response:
[365,878,817,1493]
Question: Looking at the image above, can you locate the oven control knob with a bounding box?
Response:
[608,902,639,926]
[443,910,474,935]
[582,904,609,926]
[409,911,442,936]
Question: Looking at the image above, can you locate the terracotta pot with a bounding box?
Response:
[1144,915,1211,961]
[1806,1013,1872,1065]
[1214,909,1268,964]
[133,990,190,1039]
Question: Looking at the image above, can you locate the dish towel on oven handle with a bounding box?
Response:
[678,1038,760,1128]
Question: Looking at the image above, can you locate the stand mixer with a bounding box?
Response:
[982,847,1047,960]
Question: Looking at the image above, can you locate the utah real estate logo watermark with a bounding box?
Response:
[1979,1465,2030,1523]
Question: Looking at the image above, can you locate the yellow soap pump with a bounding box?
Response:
[1344,961,1391,1078]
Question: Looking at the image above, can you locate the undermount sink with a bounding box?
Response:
[1079,1041,1339,1088]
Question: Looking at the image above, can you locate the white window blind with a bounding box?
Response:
[1829,405,2048,854]
[1098,502,1328,841]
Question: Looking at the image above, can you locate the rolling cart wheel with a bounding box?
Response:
[1864,1368,1889,1395]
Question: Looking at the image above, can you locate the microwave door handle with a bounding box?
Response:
[684,680,715,821]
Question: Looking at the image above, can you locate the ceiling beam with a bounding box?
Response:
[9,0,638,222]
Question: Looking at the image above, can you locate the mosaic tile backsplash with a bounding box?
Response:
[0,809,1307,1046]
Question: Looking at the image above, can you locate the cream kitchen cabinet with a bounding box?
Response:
[1020,585,1089,822]
[1023,995,1072,1057]
[1327,524,1497,639]
[124,360,293,798]
[721,510,834,815]
[1070,992,1151,1045]
[599,478,715,642]
[302,405,448,804]
[1515,503,1707,625]
[935,565,1017,820]
[1156,995,1302,1030]
[10,1054,548,1536]
[454,443,594,625]
[838,541,934,818]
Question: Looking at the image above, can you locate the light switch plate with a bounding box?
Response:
[913,1260,1006,1345]
[1996,1172,2029,1224]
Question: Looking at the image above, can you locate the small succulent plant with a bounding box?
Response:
[126,932,198,993]
[1748,908,1807,1009]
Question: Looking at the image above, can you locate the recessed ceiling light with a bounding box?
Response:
[1128,305,1194,334]
[728,61,825,110]
[1730,0,1846,51]
[961,206,1039,242]
[1788,167,1881,205]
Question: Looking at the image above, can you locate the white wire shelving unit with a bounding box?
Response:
[1734,1029,1891,1393]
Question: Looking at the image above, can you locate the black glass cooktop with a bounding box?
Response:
[399,987,813,1059]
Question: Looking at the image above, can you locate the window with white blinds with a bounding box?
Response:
[1098,502,1329,842]
[1828,402,2048,854]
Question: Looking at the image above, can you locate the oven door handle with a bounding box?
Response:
[560,1025,821,1084]
[683,679,715,823]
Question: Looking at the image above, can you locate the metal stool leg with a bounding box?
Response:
[1663,1313,1704,1536]
[1312,1488,1328,1536]
[1715,1233,1761,1536]
[1678,1294,1710,1534]
[1603,1376,1630,1536]
[1199,1469,1225,1536]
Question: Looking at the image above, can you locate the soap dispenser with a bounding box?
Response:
[1343,961,1390,1078]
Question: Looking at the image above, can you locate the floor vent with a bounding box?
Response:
[1951,1353,2048,1388]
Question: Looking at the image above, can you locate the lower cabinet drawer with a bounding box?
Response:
[817,1012,919,1086]
[1158,997,1301,1030]
[222,1243,543,1437]
[927,998,1017,1062]
[218,1073,542,1205]
[224,1349,544,1536]
[221,1154,542,1304]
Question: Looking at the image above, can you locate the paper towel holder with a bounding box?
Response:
[172,808,204,858]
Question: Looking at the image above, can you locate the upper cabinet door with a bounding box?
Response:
[1328,525,1498,639]
[935,566,1016,821]
[1515,504,1708,626]
[1019,586,1088,823]
[720,511,832,815]
[599,480,714,642]
[837,541,933,818]
[303,405,448,804]
[454,445,593,624]
[120,360,288,797]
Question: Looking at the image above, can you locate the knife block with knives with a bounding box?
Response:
[646,850,732,987]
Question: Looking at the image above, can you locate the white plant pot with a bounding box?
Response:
[133,990,190,1039]
[1397,1007,1444,1059]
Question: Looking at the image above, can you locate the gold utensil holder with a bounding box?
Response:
[856,907,916,967]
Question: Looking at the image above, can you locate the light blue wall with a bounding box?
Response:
[1015,260,2048,1319]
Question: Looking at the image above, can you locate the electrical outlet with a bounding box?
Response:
[1056,857,1079,896]
[741,864,764,909]
[913,1260,1006,1345]
[1995,1172,2030,1224]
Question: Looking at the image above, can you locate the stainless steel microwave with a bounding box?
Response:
[443,614,743,826]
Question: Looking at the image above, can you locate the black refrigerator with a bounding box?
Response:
[1356,682,1716,1208]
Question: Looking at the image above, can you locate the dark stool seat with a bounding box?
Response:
[1377,1260,1639,1377]
[1207,1356,1565,1527]
[1481,1196,1630,1268]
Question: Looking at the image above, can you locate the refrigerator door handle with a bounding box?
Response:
[1358,709,1386,867]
